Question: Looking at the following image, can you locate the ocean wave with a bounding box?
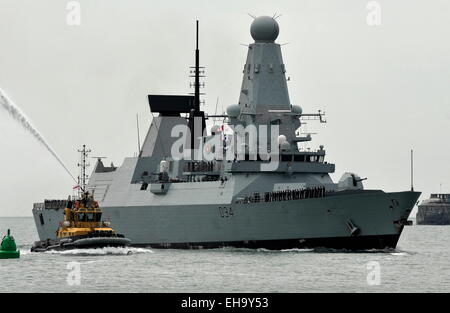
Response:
[211,247,315,254]
[389,252,408,256]
[280,248,315,253]
[19,249,31,255]
[41,246,153,256]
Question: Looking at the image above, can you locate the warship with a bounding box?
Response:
[416,194,450,225]
[32,16,420,250]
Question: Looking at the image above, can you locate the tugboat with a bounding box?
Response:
[0,229,20,259]
[31,191,131,252]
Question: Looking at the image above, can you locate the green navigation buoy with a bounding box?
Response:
[0,229,20,259]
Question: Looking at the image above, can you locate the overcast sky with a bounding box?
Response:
[0,0,449,216]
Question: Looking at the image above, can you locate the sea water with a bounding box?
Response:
[1,217,449,293]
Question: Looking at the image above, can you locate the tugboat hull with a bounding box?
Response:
[31,237,131,252]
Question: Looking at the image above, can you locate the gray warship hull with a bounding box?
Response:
[33,183,419,250]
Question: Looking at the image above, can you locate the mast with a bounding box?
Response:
[195,20,200,112]
[77,145,91,194]
[136,114,141,156]
[190,20,200,154]
[188,20,205,155]
[411,149,414,192]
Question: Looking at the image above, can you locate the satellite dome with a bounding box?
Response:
[227,104,241,118]
[291,105,302,115]
[250,16,280,42]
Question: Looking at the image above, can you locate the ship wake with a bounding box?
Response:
[215,247,411,254]
[41,246,153,256]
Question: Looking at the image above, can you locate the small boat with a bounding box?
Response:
[0,229,20,259]
[31,192,131,252]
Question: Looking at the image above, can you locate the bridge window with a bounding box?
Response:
[78,213,87,222]
[86,213,96,222]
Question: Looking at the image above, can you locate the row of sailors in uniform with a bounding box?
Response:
[241,186,327,203]
[184,161,218,172]
[265,186,326,202]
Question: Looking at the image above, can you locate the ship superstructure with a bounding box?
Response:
[32,16,420,250]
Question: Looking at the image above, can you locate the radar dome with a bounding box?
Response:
[227,104,241,118]
[250,16,279,42]
[278,135,287,144]
[291,105,302,115]
[280,141,291,151]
